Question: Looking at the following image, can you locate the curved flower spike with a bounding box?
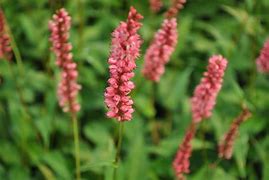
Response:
[218,108,251,159]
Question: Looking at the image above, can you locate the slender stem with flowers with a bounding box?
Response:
[103,6,143,179]
[49,8,81,180]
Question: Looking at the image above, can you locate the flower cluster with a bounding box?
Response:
[256,39,269,73]
[165,0,187,18]
[142,18,177,82]
[149,0,163,13]
[173,123,196,180]
[0,10,12,60]
[191,55,228,123]
[218,108,251,159]
[104,7,143,121]
[49,8,81,113]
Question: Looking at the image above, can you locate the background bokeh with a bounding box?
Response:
[0,0,269,179]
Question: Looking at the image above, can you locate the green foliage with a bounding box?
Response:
[0,0,269,179]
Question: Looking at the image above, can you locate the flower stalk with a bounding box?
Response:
[113,122,124,180]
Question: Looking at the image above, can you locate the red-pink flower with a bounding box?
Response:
[173,123,196,180]
[256,39,269,73]
[104,7,143,121]
[149,0,163,13]
[49,8,81,113]
[218,108,251,159]
[0,10,12,60]
[165,0,187,18]
[191,55,228,123]
[142,18,177,82]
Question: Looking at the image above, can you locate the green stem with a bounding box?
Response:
[72,113,81,180]
[113,122,124,180]
[151,82,159,144]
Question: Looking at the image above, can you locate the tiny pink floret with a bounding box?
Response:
[142,18,178,82]
[256,39,269,73]
[191,55,228,123]
[49,8,81,113]
[104,6,143,121]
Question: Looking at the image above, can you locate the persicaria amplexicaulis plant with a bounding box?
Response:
[218,108,251,159]
[256,38,269,73]
[173,122,196,180]
[0,9,12,61]
[149,0,163,13]
[49,8,82,180]
[191,55,228,123]
[49,8,81,114]
[104,6,143,121]
[142,18,178,82]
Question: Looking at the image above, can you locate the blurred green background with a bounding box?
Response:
[0,0,269,179]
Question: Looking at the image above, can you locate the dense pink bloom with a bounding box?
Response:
[218,108,251,159]
[49,8,81,113]
[142,18,177,82]
[173,123,196,180]
[165,0,187,18]
[0,10,12,60]
[104,7,143,121]
[256,39,269,73]
[149,0,163,13]
[191,55,228,123]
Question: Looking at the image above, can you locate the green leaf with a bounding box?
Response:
[42,151,72,180]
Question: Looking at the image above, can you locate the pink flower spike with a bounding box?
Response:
[0,10,12,61]
[191,55,228,123]
[104,6,143,121]
[142,18,178,82]
[173,123,196,180]
[49,8,81,114]
[149,0,163,13]
[218,108,251,159]
[256,39,269,73]
[165,0,187,19]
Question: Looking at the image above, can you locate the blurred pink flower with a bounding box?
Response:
[49,8,81,113]
[218,108,251,159]
[149,0,163,13]
[142,18,177,82]
[256,39,269,73]
[191,55,228,123]
[0,10,12,60]
[104,6,143,121]
[165,0,187,18]
[173,123,196,180]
